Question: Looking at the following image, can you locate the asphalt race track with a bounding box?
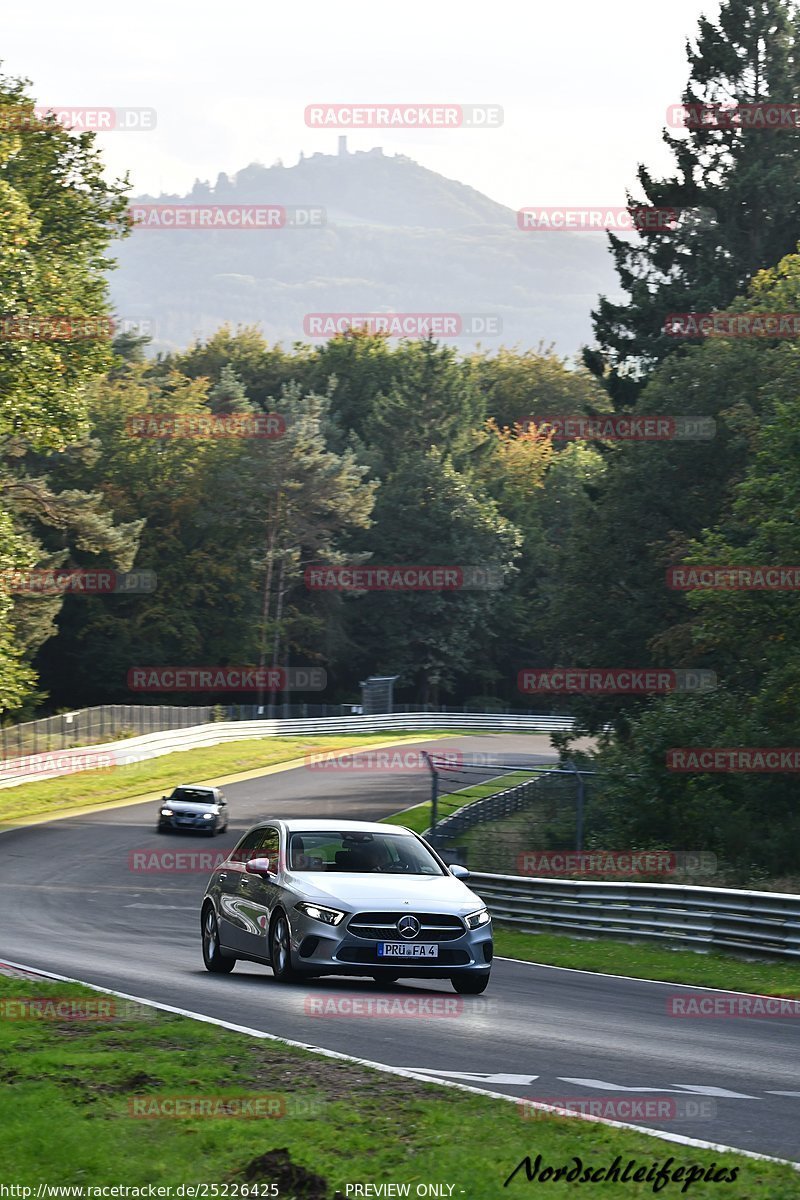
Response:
[1,734,798,1163]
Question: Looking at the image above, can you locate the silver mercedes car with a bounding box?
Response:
[200,818,492,993]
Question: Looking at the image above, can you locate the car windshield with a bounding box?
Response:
[171,789,216,806]
[288,831,445,876]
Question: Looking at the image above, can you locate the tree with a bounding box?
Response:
[539,245,800,736]
[468,346,607,429]
[0,73,129,711]
[166,326,312,411]
[340,448,520,704]
[588,0,800,406]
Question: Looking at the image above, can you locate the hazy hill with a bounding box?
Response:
[110,143,621,356]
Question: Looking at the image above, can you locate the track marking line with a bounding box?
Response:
[559,1078,690,1094]
[494,954,800,999]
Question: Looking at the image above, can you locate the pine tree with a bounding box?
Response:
[587,0,800,407]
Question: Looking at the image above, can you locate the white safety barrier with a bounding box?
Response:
[0,712,572,788]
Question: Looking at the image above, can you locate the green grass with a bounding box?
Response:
[494,927,800,995]
[0,974,796,1194]
[382,768,537,834]
[0,733,444,826]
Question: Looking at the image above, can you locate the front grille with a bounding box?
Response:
[336,946,470,966]
[347,912,466,941]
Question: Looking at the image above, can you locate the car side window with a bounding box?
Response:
[231,829,266,863]
[257,827,280,865]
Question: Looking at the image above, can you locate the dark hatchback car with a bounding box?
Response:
[157,785,229,836]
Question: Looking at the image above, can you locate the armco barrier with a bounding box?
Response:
[0,712,573,789]
[469,872,800,960]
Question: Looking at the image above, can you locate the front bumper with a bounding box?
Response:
[289,908,493,977]
[158,816,217,832]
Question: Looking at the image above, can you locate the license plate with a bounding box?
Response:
[177,817,192,824]
[378,942,438,958]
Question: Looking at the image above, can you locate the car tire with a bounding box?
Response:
[270,911,300,982]
[450,972,490,995]
[156,825,167,834]
[202,906,236,974]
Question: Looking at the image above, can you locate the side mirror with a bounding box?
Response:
[246,857,274,878]
[450,864,470,880]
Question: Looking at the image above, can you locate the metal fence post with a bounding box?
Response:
[566,759,585,852]
[422,752,439,843]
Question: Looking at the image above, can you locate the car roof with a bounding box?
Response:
[257,818,415,836]
[173,784,218,796]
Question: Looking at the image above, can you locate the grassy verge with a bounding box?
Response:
[494,926,800,995]
[0,974,795,1195]
[0,733,444,826]
[382,768,538,834]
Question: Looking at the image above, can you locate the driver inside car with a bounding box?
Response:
[349,840,391,872]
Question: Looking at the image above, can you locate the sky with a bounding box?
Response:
[2,0,722,210]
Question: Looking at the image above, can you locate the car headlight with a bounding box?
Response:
[160,808,173,817]
[464,908,491,929]
[295,901,345,926]
[202,813,215,820]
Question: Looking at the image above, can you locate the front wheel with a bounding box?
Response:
[270,911,300,982]
[451,972,490,995]
[202,906,236,974]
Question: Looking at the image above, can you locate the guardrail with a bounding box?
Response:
[469,872,800,960]
[0,712,572,789]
